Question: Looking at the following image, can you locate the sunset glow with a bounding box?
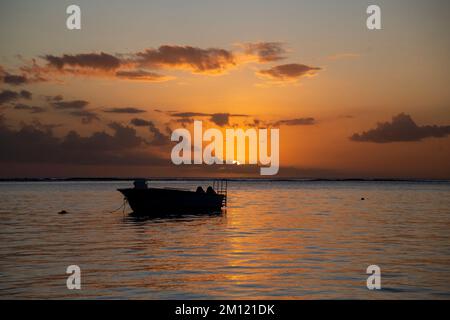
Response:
[1,0,449,179]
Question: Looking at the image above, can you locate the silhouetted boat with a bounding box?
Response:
[118,179,227,215]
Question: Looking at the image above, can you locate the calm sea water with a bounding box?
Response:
[0,180,449,299]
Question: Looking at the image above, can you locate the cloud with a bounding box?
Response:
[272,117,316,126]
[210,113,251,126]
[45,94,63,102]
[173,117,195,127]
[6,42,326,89]
[241,42,286,62]
[171,112,210,118]
[2,74,28,85]
[20,90,32,99]
[115,69,171,82]
[148,122,170,146]
[170,112,248,126]
[0,66,41,86]
[0,90,20,105]
[52,99,89,110]
[130,117,170,146]
[12,42,305,84]
[210,113,248,126]
[22,46,237,79]
[103,107,147,114]
[14,104,46,113]
[210,113,232,126]
[47,96,96,121]
[154,108,179,115]
[44,52,121,71]
[0,116,166,166]
[133,45,236,74]
[0,89,31,105]
[69,110,100,124]
[257,63,321,82]
[350,113,450,143]
[130,118,153,127]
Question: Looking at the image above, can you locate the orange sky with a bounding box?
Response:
[0,0,449,179]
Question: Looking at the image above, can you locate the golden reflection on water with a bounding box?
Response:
[0,180,449,299]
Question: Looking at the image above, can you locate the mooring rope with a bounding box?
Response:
[106,197,128,214]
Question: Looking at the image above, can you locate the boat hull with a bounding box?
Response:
[118,187,225,215]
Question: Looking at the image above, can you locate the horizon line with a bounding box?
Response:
[0,177,449,183]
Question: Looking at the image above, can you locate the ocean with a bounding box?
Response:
[0,180,449,299]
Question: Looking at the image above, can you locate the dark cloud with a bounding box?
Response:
[171,112,210,118]
[350,113,450,143]
[210,113,248,126]
[154,109,178,114]
[24,119,63,132]
[252,119,262,127]
[44,52,121,71]
[130,118,153,127]
[173,117,195,127]
[0,90,20,105]
[0,66,32,85]
[20,90,32,100]
[148,122,170,146]
[14,104,45,113]
[130,118,170,146]
[242,42,286,62]
[0,117,166,166]
[103,107,147,114]
[3,74,28,85]
[45,95,63,102]
[115,69,169,82]
[23,46,237,79]
[210,113,232,126]
[11,42,295,83]
[272,117,316,126]
[170,112,248,127]
[50,99,98,123]
[53,99,88,110]
[0,89,31,105]
[16,60,49,83]
[69,110,100,124]
[133,45,236,74]
[257,63,321,81]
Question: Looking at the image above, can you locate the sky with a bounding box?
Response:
[0,0,449,179]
